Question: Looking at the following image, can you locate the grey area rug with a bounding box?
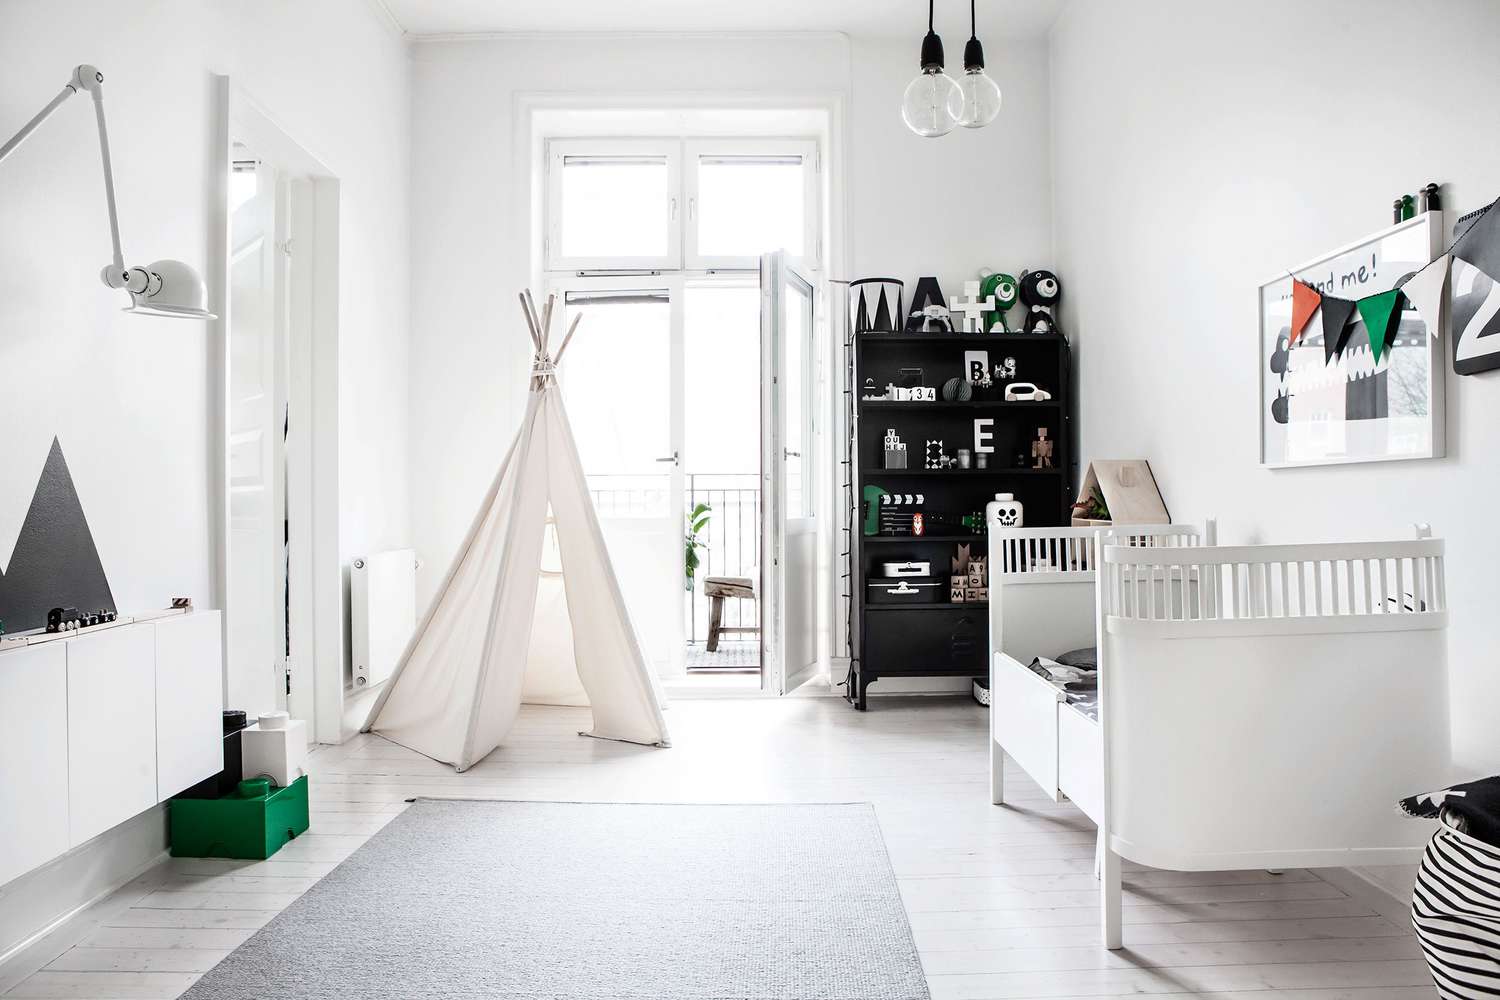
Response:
[179,800,930,1000]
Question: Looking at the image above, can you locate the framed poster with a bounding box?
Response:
[1259,213,1445,468]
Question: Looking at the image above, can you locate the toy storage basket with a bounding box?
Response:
[1412,824,1500,998]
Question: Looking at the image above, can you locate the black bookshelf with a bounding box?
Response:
[845,330,1074,710]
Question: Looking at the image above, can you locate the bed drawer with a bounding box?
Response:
[1058,704,1103,824]
[863,608,986,674]
[990,653,1063,802]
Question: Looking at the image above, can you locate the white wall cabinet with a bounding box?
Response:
[0,644,70,886]
[0,612,223,885]
[156,613,226,800]
[66,626,159,847]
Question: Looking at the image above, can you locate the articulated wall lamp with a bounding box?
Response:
[0,65,215,319]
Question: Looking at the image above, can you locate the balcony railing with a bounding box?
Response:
[588,473,761,647]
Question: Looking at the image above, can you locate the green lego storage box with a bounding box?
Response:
[170,775,310,860]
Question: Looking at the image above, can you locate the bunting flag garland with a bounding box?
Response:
[1356,288,1404,364]
[1319,295,1358,365]
[1281,195,1500,370]
[1398,253,1450,340]
[1289,280,1322,346]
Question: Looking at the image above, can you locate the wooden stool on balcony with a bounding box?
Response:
[704,576,757,652]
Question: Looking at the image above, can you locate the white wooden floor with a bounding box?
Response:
[0,697,1433,999]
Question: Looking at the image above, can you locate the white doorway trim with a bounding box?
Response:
[210,77,343,744]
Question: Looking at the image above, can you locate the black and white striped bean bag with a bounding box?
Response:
[1402,776,1500,998]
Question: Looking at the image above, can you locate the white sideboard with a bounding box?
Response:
[0,611,223,887]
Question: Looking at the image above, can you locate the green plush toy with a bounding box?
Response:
[979,270,1020,332]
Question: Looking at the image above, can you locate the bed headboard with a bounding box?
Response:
[987,521,1211,666]
[1098,526,1445,626]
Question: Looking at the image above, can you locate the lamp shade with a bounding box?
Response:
[124,259,215,319]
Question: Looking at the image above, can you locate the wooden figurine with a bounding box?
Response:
[1032,427,1054,469]
[951,280,995,334]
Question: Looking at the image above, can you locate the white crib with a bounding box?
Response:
[988,520,1452,949]
[987,522,1207,819]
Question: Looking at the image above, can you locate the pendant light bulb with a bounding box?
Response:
[902,0,960,138]
[951,0,1003,129]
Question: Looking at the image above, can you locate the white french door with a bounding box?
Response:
[759,251,819,695]
[226,161,289,719]
[555,281,687,679]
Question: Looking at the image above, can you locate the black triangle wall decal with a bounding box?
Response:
[0,438,116,634]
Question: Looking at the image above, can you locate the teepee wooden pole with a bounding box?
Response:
[523,289,544,346]
[539,293,556,353]
[554,313,583,364]
[518,292,541,352]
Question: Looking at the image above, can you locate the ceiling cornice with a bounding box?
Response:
[363,0,409,40]
[407,28,853,45]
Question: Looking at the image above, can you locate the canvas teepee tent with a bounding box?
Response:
[362,291,670,770]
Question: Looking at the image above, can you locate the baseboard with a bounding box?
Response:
[1319,865,1415,928]
[0,805,169,970]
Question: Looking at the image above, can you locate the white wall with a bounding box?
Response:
[0,0,411,942]
[407,33,1054,664]
[1050,0,1500,769]
[0,0,411,672]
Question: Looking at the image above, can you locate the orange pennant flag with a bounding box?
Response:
[1289,280,1322,347]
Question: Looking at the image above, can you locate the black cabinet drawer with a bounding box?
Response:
[863,608,986,674]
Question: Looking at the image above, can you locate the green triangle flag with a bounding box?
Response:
[1357,288,1403,364]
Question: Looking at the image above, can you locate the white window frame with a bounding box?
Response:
[683,138,821,272]
[545,138,682,272]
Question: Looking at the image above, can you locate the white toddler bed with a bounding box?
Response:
[988,520,1451,949]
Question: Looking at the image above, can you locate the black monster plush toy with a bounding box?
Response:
[1018,269,1062,336]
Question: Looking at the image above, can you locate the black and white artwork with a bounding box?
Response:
[1451,204,1500,375]
[1452,257,1500,374]
[1259,213,1444,468]
[0,437,115,634]
[848,278,903,334]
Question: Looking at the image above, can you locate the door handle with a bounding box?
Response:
[784,449,801,458]
[655,451,679,466]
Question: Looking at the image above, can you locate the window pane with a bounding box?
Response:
[559,292,671,491]
[684,283,760,477]
[560,156,669,259]
[697,155,805,257]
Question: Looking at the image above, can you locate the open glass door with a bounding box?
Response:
[760,251,819,694]
[557,286,686,680]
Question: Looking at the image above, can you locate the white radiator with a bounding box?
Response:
[351,549,417,689]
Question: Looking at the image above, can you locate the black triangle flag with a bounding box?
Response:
[1320,295,1358,363]
[872,288,892,332]
[0,438,116,634]
[1454,200,1500,283]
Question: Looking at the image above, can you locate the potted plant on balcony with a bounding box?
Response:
[685,502,712,591]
